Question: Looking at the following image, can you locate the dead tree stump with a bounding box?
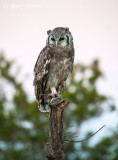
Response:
[46,99,69,160]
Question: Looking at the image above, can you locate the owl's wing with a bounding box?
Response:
[33,45,52,86]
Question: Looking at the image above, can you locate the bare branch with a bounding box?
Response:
[46,99,69,160]
[64,125,106,143]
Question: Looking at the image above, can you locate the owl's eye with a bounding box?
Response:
[59,37,64,41]
[51,38,55,41]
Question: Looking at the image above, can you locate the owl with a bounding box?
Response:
[33,27,74,112]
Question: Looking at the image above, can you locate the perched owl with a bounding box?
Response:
[33,27,74,112]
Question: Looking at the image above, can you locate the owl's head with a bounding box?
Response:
[46,27,73,49]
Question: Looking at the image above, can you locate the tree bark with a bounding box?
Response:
[46,99,69,160]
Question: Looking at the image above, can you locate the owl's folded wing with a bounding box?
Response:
[33,45,52,86]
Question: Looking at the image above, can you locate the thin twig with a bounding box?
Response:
[64,135,79,139]
[64,125,106,143]
[64,131,76,136]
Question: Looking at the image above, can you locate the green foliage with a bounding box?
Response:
[62,60,113,125]
[0,52,117,160]
[0,53,48,160]
[79,129,118,160]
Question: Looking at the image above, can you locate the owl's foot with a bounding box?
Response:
[47,86,61,105]
[47,92,61,106]
[48,93,60,98]
[48,86,60,98]
[50,96,62,106]
[50,87,57,94]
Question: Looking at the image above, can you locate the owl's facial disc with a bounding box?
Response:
[48,35,68,47]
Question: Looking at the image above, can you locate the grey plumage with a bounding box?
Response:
[33,27,74,112]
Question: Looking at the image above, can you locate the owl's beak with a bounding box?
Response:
[55,40,59,47]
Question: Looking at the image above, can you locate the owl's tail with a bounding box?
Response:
[34,84,50,112]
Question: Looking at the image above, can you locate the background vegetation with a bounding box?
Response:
[0,53,117,160]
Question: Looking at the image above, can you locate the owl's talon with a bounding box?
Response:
[50,96,62,106]
[47,93,60,98]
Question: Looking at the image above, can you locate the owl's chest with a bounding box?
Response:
[48,58,70,83]
[63,58,70,70]
[50,55,70,69]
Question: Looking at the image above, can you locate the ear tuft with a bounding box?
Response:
[65,28,69,32]
[47,30,51,35]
